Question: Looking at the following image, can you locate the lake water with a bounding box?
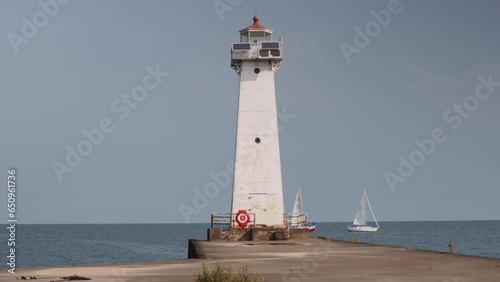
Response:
[1,221,499,268]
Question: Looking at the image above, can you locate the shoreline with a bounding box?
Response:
[327,238,500,260]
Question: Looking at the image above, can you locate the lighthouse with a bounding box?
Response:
[230,16,285,228]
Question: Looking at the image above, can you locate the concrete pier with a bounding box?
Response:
[4,239,500,281]
[206,227,310,242]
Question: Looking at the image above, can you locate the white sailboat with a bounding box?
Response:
[291,187,316,233]
[347,189,379,232]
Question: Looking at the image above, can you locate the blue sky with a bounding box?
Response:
[1,0,499,223]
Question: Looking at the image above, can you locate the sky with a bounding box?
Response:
[1,0,499,224]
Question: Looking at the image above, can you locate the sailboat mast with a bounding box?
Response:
[362,190,366,226]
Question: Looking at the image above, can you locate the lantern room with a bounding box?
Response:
[239,16,273,43]
[230,16,283,74]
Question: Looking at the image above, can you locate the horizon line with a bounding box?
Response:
[5,219,500,224]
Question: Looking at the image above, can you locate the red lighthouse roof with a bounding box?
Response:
[239,15,272,33]
[249,16,265,29]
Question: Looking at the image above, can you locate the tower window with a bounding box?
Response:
[254,68,260,74]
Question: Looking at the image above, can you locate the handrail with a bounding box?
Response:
[211,212,306,229]
[285,212,308,229]
[211,212,256,228]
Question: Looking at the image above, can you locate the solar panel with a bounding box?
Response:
[233,43,251,50]
[261,42,280,49]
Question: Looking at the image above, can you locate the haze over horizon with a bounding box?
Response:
[1,0,499,224]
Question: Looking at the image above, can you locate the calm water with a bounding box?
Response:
[314,221,500,258]
[1,221,499,268]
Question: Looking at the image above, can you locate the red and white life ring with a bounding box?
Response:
[236,210,250,228]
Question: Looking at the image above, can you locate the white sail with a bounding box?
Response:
[348,189,379,232]
[352,190,366,226]
[292,187,303,214]
[291,187,302,227]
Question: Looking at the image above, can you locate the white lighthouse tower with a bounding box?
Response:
[230,16,285,228]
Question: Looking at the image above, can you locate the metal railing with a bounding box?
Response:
[211,212,309,229]
[211,212,256,228]
[285,212,308,229]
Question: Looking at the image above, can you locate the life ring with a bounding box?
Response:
[236,210,250,228]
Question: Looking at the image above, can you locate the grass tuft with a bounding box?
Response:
[194,263,266,282]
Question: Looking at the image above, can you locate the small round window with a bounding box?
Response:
[254,68,260,74]
[255,137,261,144]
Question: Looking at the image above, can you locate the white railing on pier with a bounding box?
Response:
[286,212,308,229]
